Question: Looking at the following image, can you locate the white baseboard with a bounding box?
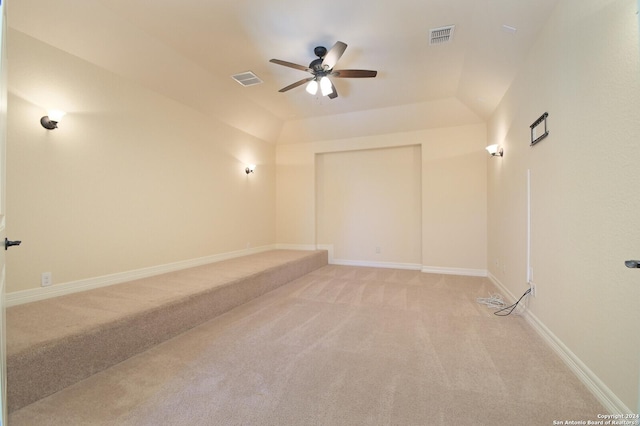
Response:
[422,266,487,277]
[331,258,422,270]
[0,265,5,426]
[275,243,320,251]
[314,245,485,276]
[6,244,278,307]
[313,243,485,275]
[487,273,633,415]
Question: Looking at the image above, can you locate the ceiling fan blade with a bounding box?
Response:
[269,59,312,73]
[278,77,314,93]
[331,69,378,78]
[321,41,347,70]
[328,80,338,99]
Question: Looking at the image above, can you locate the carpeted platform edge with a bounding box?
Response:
[7,250,328,412]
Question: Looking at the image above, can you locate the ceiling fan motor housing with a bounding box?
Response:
[310,46,328,72]
[309,58,326,73]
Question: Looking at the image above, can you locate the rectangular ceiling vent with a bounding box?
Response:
[429,25,455,45]
[231,71,263,87]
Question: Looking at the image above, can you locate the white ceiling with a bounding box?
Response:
[9,0,561,127]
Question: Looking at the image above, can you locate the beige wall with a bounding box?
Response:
[7,30,277,293]
[277,123,487,274]
[487,0,640,412]
[316,145,422,266]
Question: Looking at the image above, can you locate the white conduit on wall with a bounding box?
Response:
[527,169,532,285]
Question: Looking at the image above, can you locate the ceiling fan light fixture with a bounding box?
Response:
[270,41,377,100]
[320,76,333,96]
[306,79,318,95]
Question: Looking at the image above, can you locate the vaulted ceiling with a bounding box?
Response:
[9,0,561,142]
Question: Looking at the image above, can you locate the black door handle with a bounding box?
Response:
[625,260,640,268]
[5,238,21,250]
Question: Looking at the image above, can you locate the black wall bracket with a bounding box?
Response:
[530,112,549,146]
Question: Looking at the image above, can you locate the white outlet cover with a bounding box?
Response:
[41,272,53,287]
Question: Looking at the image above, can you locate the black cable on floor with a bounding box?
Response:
[494,288,532,316]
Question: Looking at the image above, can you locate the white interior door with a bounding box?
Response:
[0,0,8,424]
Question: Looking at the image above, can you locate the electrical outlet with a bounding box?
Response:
[375,246,381,254]
[41,272,52,287]
[529,283,536,298]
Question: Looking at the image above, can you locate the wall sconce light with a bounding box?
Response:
[485,144,504,157]
[40,110,66,130]
[245,164,256,174]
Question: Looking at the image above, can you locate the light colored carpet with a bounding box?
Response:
[9,265,603,425]
[6,249,327,411]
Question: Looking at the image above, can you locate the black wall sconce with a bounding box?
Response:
[245,164,256,174]
[41,110,66,130]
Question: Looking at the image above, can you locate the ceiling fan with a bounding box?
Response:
[269,41,377,99]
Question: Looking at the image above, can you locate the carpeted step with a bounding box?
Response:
[6,249,328,412]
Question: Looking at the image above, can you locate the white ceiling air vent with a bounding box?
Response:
[429,25,455,45]
[231,71,263,87]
